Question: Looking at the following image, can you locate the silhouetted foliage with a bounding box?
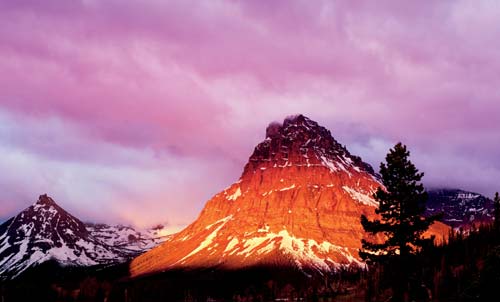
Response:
[414,205,500,302]
[360,143,438,301]
[494,192,500,232]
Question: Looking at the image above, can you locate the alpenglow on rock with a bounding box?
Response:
[130,115,449,277]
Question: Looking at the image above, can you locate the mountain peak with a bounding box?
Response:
[0,195,141,279]
[130,115,395,277]
[265,114,323,140]
[248,115,375,176]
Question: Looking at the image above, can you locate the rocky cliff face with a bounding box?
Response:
[130,115,449,277]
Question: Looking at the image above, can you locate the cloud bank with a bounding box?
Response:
[1,0,499,226]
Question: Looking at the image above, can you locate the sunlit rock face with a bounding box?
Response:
[130,115,449,277]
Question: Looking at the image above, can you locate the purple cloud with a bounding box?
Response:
[1,0,499,226]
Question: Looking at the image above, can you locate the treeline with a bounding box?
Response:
[0,260,130,302]
[428,223,500,301]
[1,261,366,302]
[110,265,366,302]
[364,223,500,302]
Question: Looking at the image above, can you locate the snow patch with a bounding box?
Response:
[279,184,296,191]
[342,186,378,207]
[205,215,233,230]
[258,225,270,233]
[320,156,338,172]
[224,238,239,252]
[237,235,275,256]
[179,215,233,263]
[227,187,242,201]
[234,229,362,271]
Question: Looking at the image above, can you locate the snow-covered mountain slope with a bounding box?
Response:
[0,195,169,279]
[87,223,172,252]
[426,189,494,229]
[130,115,449,277]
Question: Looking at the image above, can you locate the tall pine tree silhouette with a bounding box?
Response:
[360,143,438,302]
[494,192,500,233]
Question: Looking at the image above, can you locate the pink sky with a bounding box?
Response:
[1,0,500,228]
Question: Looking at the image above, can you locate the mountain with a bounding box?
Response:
[0,195,169,279]
[426,188,494,229]
[130,115,449,277]
[87,223,172,252]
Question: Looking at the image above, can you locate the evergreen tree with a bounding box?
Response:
[494,192,500,232]
[360,143,438,302]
